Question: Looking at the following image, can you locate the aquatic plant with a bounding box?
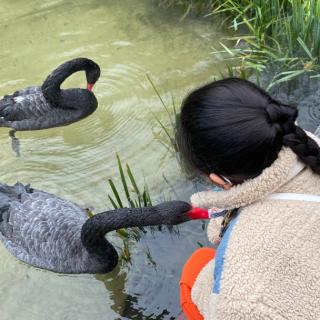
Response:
[217,63,252,81]
[107,154,181,266]
[162,0,320,89]
[108,153,152,210]
[107,153,152,263]
[210,0,320,88]
[146,74,179,153]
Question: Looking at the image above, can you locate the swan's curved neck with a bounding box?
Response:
[81,207,161,267]
[41,58,94,105]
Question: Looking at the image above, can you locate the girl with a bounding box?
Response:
[177,78,320,320]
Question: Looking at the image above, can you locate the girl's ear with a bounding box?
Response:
[209,173,233,190]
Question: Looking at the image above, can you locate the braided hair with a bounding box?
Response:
[177,78,320,180]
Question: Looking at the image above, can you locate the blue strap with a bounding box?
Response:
[212,214,239,294]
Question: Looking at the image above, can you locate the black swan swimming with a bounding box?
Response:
[0,183,191,274]
[0,57,100,131]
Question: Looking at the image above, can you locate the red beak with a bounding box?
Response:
[87,83,94,91]
[187,207,229,220]
[187,207,210,220]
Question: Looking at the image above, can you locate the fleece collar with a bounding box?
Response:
[190,147,305,209]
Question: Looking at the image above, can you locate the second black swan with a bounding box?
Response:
[0,57,100,131]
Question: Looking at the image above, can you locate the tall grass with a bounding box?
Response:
[146,74,179,153]
[211,0,320,88]
[107,153,152,263]
[162,0,320,89]
[106,153,180,265]
[108,153,152,210]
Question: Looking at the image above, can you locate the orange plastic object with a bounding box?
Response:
[179,248,216,320]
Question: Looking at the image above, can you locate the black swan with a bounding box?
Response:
[0,57,100,131]
[0,183,191,274]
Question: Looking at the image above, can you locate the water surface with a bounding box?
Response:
[0,1,226,319]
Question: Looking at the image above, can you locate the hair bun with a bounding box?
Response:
[265,102,297,134]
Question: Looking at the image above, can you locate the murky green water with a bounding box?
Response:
[0,1,227,319]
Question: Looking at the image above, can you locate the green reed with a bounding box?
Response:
[108,153,152,209]
[107,153,152,263]
[211,0,320,88]
[146,74,179,153]
[107,153,179,266]
[162,0,320,89]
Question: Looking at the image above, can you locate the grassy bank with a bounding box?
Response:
[162,0,320,89]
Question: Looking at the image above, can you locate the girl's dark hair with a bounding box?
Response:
[177,78,320,180]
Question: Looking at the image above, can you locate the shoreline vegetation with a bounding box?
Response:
[160,0,320,90]
[157,0,320,147]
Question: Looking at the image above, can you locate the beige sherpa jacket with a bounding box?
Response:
[190,142,320,319]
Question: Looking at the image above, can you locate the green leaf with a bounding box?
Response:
[126,163,141,197]
[219,41,235,56]
[116,153,131,205]
[297,36,314,60]
[267,70,305,90]
[117,228,129,238]
[108,195,119,209]
[108,178,123,208]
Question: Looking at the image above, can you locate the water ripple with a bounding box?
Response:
[0,0,226,319]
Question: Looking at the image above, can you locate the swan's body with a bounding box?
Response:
[0,183,105,273]
[0,58,100,131]
[0,183,190,274]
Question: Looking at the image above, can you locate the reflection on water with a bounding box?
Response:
[0,0,225,319]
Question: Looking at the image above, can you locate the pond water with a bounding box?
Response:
[0,1,227,319]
